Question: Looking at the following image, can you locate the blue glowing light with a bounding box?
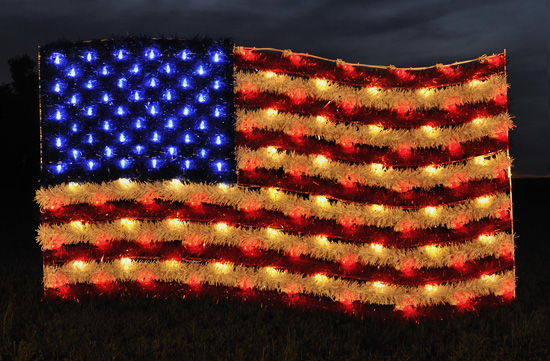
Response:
[115,49,126,60]
[70,94,79,105]
[213,79,221,90]
[119,159,128,168]
[212,52,222,63]
[146,48,157,60]
[163,90,173,101]
[135,118,143,129]
[152,131,160,142]
[116,106,125,115]
[85,51,95,62]
[55,109,62,120]
[54,83,62,93]
[51,52,64,65]
[196,65,206,76]
[151,158,158,168]
[197,91,208,103]
[181,78,190,88]
[180,50,190,60]
[166,119,175,128]
[101,66,109,75]
[117,78,127,88]
[87,160,95,170]
[87,134,94,144]
[182,106,191,116]
[198,120,207,130]
[184,159,191,169]
[215,135,222,145]
[184,133,192,143]
[103,121,110,130]
[101,93,111,103]
[149,104,158,116]
[55,164,64,173]
[68,67,76,77]
[71,123,78,132]
[71,149,80,160]
[86,106,94,116]
[104,146,113,157]
[130,64,140,73]
[199,148,207,158]
[55,137,63,148]
[132,90,141,101]
[168,147,177,156]
[119,132,127,143]
[85,79,94,89]
[214,107,222,117]
[148,78,158,87]
[164,64,171,74]
[215,161,224,172]
[135,145,144,154]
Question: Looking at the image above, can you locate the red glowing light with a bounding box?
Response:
[290,124,307,138]
[400,257,417,276]
[238,48,257,61]
[241,199,261,213]
[341,254,357,268]
[452,255,466,271]
[186,233,204,248]
[395,101,414,116]
[340,98,357,112]
[289,206,310,219]
[451,214,468,229]
[50,273,69,288]
[243,156,262,171]
[393,68,410,80]
[493,88,507,106]
[187,273,201,287]
[238,277,254,290]
[499,243,514,259]
[398,219,415,233]
[339,291,355,306]
[290,88,307,103]
[241,238,262,254]
[288,54,302,65]
[447,140,461,154]
[239,117,258,133]
[340,63,355,73]
[453,292,473,310]
[443,97,461,112]
[240,82,258,96]
[92,272,112,285]
[285,282,302,295]
[92,193,108,206]
[500,279,515,300]
[485,55,503,67]
[438,66,456,77]
[288,245,305,258]
[137,270,155,285]
[289,165,307,177]
[448,173,464,188]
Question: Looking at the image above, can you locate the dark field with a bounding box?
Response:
[0,178,548,360]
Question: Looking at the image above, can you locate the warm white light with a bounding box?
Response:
[120,218,134,227]
[371,163,384,174]
[475,156,488,165]
[214,262,231,274]
[316,115,327,123]
[265,267,278,276]
[315,155,328,166]
[424,165,438,174]
[316,235,329,246]
[424,206,437,216]
[267,187,280,199]
[315,78,328,89]
[71,220,83,229]
[316,196,328,206]
[266,146,278,156]
[478,234,493,243]
[373,281,385,289]
[472,117,484,125]
[367,87,379,95]
[168,218,182,226]
[266,108,278,116]
[425,284,437,291]
[216,222,229,232]
[371,243,384,252]
[314,274,328,283]
[369,124,382,133]
[267,228,280,237]
[425,245,440,256]
[469,79,482,87]
[477,196,491,206]
[265,71,276,78]
[419,88,433,97]
[120,258,132,268]
[371,204,384,212]
[73,260,86,270]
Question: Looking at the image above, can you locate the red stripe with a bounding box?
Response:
[235,51,506,89]
[41,203,512,248]
[43,241,514,286]
[238,169,510,207]
[44,281,514,321]
[235,92,507,129]
[236,131,509,168]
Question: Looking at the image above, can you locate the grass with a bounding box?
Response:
[0,179,548,360]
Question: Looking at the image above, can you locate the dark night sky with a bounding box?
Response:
[1,0,547,176]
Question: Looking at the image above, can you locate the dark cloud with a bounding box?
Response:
[0,0,546,175]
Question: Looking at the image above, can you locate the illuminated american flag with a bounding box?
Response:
[36,38,515,320]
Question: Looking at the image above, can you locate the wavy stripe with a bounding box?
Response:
[235,47,506,89]
[38,220,513,269]
[236,108,513,151]
[236,71,507,112]
[43,260,514,307]
[38,201,512,249]
[237,147,510,190]
[236,130,509,168]
[235,92,508,129]
[35,181,511,230]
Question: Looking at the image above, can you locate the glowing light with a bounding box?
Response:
[478,234,493,243]
[214,262,231,274]
[469,79,482,87]
[166,119,174,128]
[371,243,384,252]
[266,146,278,156]
[425,245,440,257]
[266,108,277,116]
[425,165,438,174]
[266,228,280,237]
[184,133,192,143]
[119,132,127,143]
[118,178,131,186]
[314,274,328,283]
[373,281,385,289]
[372,204,384,212]
[481,274,496,281]
[120,258,132,268]
[371,163,384,174]
[367,87,379,95]
[216,222,229,232]
[315,155,328,166]
[87,160,95,170]
[419,88,433,97]
[316,235,329,246]
[473,117,484,125]
[424,206,437,216]
[265,71,276,78]
[265,267,278,276]
[267,187,280,199]
[316,196,328,206]
[475,156,488,165]
[196,65,205,75]
[168,218,182,227]
[55,110,62,120]
[369,125,382,133]
[73,260,86,270]
[71,220,83,229]
[425,284,438,291]
[477,196,491,205]
[120,218,134,227]
[315,78,328,89]
[68,67,76,77]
